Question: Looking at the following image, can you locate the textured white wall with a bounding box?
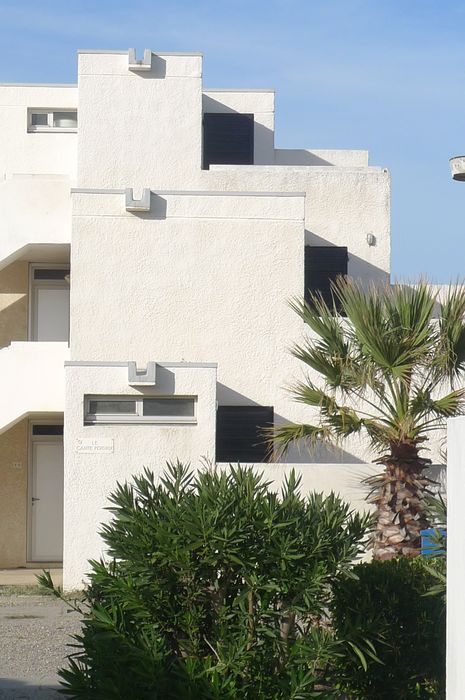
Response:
[0,85,77,178]
[70,191,305,404]
[0,341,68,434]
[206,165,390,282]
[77,52,203,189]
[0,175,71,269]
[447,417,465,699]
[69,186,394,466]
[63,362,217,589]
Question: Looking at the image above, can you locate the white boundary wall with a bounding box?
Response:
[447,416,465,698]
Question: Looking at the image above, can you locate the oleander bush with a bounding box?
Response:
[331,557,446,699]
[42,463,373,699]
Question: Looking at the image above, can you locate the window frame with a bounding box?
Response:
[84,395,197,425]
[27,109,78,133]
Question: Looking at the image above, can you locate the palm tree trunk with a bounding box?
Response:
[368,442,433,560]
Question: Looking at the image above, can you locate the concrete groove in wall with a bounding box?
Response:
[72,189,306,197]
[77,50,203,56]
[204,88,275,93]
[79,74,202,79]
[65,361,218,368]
[0,83,77,88]
[73,215,304,221]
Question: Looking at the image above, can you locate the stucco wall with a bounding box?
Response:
[447,416,465,699]
[0,420,28,568]
[0,260,28,349]
[0,85,77,179]
[63,362,217,590]
[206,165,390,282]
[0,342,68,434]
[77,52,203,189]
[70,189,306,422]
[0,175,72,269]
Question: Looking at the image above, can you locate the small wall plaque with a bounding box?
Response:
[75,438,114,454]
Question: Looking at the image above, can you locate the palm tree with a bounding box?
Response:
[274,281,465,560]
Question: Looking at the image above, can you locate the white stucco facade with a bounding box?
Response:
[446,417,465,699]
[0,48,398,589]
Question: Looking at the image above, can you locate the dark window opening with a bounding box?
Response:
[304,246,348,312]
[32,424,64,436]
[34,268,70,281]
[203,113,254,170]
[216,405,273,463]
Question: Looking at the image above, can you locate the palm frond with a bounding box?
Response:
[291,342,345,387]
[289,295,347,357]
[272,422,333,458]
[435,284,465,384]
[410,386,465,420]
[279,278,465,459]
[334,280,437,380]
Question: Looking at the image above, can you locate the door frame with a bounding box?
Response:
[28,263,70,341]
[27,419,64,563]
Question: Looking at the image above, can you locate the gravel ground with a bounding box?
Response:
[0,592,81,699]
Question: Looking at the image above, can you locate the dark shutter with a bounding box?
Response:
[304,246,348,311]
[203,113,254,170]
[216,405,273,463]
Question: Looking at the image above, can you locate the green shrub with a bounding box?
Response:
[331,557,446,699]
[44,463,372,699]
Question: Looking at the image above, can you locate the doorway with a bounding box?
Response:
[30,265,70,342]
[29,424,64,562]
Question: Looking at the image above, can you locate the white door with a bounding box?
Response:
[31,266,70,342]
[34,288,70,341]
[30,441,64,561]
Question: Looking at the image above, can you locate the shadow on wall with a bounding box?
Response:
[305,230,390,286]
[0,297,28,349]
[129,366,176,395]
[134,55,167,79]
[273,413,365,465]
[202,95,275,166]
[216,384,365,465]
[0,262,28,349]
[274,150,333,166]
[129,193,168,220]
[427,464,447,493]
[0,678,62,697]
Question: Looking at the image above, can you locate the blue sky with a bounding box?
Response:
[1,0,464,281]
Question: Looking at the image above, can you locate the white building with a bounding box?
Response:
[0,49,393,589]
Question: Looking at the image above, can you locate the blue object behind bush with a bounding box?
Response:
[421,528,446,557]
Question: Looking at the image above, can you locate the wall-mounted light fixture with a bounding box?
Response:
[366,233,376,246]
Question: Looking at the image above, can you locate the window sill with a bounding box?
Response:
[84,417,197,426]
[27,127,77,133]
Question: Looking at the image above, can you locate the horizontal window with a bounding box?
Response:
[84,396,197,425]
[143,398,195,417]
[88,399,137,415]
[28,109,77,132]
